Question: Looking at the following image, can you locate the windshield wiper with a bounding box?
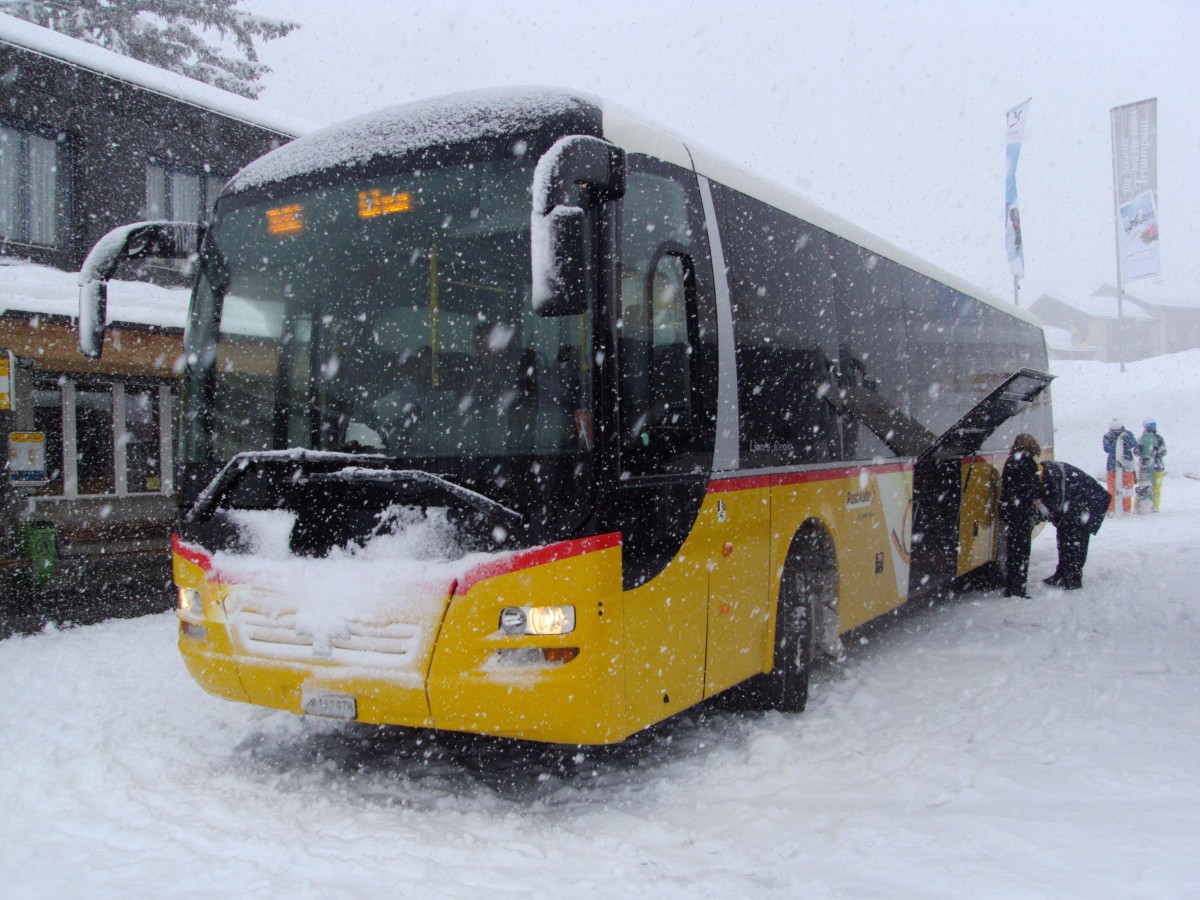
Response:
[308,467,523,529]
[186,449,523,529]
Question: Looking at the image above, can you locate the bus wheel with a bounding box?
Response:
[768,565,817,712]
[734,563,818,713]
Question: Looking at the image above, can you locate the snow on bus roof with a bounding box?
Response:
[227,87,601,194]
[0,12,308,138]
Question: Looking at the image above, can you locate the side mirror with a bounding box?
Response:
[78,221,200,359]
[531,135,625,317]
[537,206,588,316]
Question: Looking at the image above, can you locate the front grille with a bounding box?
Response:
[225,593,428,670]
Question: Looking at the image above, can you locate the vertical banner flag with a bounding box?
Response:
[1110,98,1160,282]
[1005,99,1031,280]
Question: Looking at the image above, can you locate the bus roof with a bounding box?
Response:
[683,140,1041,327]
[599,99,1038,328]
[226,86,1038,329]
[225,87,603,196]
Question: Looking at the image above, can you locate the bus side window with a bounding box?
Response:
[613,156,717,588]
[715,185,841,468]
[641,250,693,435]
[618,165,704,475]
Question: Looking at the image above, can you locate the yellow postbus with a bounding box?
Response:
[80,89,1052,744]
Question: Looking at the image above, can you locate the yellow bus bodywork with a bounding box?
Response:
[176,458,1003,744]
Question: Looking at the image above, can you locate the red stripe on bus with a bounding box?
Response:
[454,532,622,596]
[172,533,212,572]
[708,462,912,493]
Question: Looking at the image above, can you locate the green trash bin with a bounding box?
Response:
[19,521,57,587]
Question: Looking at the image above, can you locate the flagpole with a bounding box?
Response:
[1013,275,1020,307]
[1109,110,1127,374]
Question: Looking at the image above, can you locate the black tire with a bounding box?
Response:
[737,565,816,713]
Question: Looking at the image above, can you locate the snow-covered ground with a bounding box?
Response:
[1,352,1198,898]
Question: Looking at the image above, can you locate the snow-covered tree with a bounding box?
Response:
[0,0,297,98]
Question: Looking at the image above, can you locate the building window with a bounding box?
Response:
[0,120,66,247]
[32,381,64,495]
[124,387,162,493]
[146,161,226,223]
[35,377,174,498]
[75,385,115,496]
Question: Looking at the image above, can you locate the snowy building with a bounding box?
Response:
[1039,324,1095,361]
[1031,284,1200,363]
[0,13,301,618]
[1094,283,1200,358]
[1029,288,1159,363]
[0,13,299,270]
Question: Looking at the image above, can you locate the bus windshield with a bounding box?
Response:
[180,153,595,545]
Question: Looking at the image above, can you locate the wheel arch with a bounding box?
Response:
[778,517,840,660]
[723,516,840,713]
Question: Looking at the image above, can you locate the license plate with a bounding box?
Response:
[301,689,357,720]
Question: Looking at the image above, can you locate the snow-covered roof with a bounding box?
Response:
[1034,291,1151,320]
[0,259,187,330]
[1093,282,1200,310]
[0,12,308,138]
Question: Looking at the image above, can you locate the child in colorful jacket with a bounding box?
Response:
[1137,420,1167,512]
[1103,419,1137,513]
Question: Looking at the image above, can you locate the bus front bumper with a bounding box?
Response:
[176,536,626,744]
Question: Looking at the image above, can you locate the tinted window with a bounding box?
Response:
[614,156,717,587]
[977,303,1052,452]
[717,187,840,468]
[903,277,1052,451]
[902,270,977,438]
[618,157,717,477]
[829,237,909,460]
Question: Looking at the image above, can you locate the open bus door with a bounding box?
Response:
[909,368,1054,600]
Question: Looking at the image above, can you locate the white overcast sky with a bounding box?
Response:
[245,0,1199,305]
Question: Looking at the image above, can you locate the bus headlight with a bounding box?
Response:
[499,605,575,635]
[177,587,203,620]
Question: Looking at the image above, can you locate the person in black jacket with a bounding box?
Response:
[999,433,1042,598]
[1039,460,1112,590]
